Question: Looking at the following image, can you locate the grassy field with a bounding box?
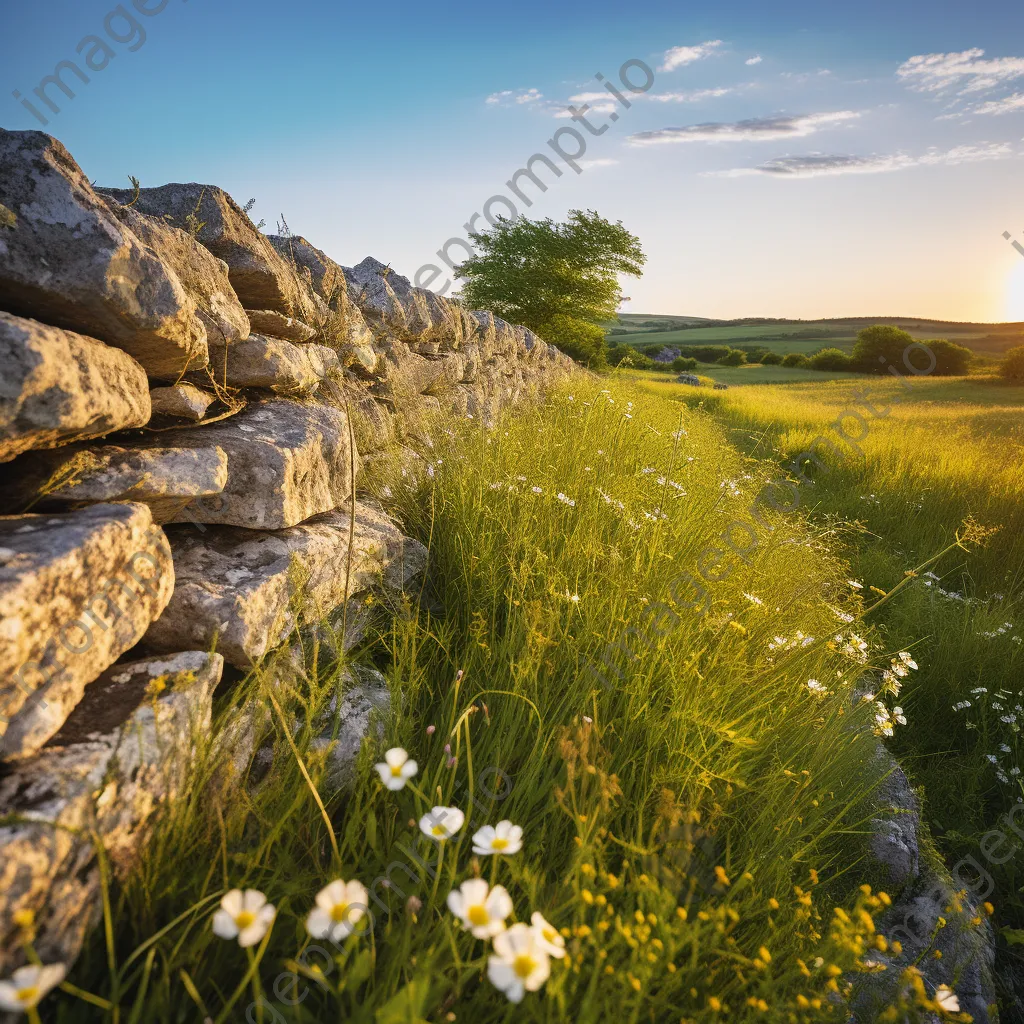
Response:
[633,370,1024,1003]
[623,364,876,386]
[43,377,952,1023]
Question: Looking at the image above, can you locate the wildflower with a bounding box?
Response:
[531,912,566,958]
[212,889,276,948]
[848,580,863,590]
[375,748,418,791]
[806,680,828,697]
[419,806,465,841]
[0,964,66,1013]
[743,593,764,606]
[306,879,368,942]
[426,724,436,736]
[447,879,513,939]
[473,820,524,856]
[564,590,581,603]
[487,923,551,1003]
[531,486,543,495]
[897,652,918,670]
[893,707,907,726]
[934,985,960,1011]
[556,493,576,506]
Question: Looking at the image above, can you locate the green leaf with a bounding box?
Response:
[1002,927,1024,945]
[374,974,432,1024]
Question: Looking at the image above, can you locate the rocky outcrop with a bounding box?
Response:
[0,131,208,379]
[0,127,576,982]
[0,312,151,463]
[0,503,175,759]
[0,651,220,974]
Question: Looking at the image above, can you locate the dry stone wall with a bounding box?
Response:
[0,128,575,974]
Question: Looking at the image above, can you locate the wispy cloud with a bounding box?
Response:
[745,56,763,66]
[660,40,722,73]
[713,142,1014,178]
[781,69,832,83]
[897,49,1024,95]
[577,158,620,170]
[647,87,735,103]
[973,92,1024,115]
[628,111,859,147]
[486,88,544,106]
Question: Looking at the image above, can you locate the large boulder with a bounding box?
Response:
[156,399,357,530]
[145,503,427,666]
[0,445,229,523]
[0,312,151,464]
[100,194,250,348]
[0,130,208,379]
[100,183,324,323]
[0,503,175,759]
[0,651,220,974]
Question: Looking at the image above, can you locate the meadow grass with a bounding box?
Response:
[46,378,964,1022]
[634,372,1024,960]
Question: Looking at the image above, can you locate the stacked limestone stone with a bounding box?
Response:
[0,129,574,975]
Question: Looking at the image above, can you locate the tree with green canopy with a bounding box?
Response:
[456,210,646,369]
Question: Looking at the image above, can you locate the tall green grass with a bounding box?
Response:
[47,378,948,1022]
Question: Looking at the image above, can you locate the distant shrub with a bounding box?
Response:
[605,341,654,370]
[670,356,699,372]
[808,347,855,372]
[717,349,747,367]
[924,338,972,376]
[740,347,771,363]
[761,352,784,365]
[852,325,915,371]
[1001,345,1024,382]
[781,353,809,368]
[678,345,733,364]
[540,315,608,369]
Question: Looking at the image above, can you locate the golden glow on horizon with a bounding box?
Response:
[1007,260,1024,323]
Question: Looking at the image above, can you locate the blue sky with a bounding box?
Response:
[5,0,1024,320]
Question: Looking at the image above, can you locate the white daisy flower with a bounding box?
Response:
[934,985,960,1011]
[419,806,465,841]
[0,964,66,1013]
[897,652,918,670]
[893,707,907,726]
[375,748,418,791]
[530,912,566,958]
[447,879,513,939]
[473,820,523,856]
[488,923,551,1003]
[306,879,368,942]
[212,889,276,948]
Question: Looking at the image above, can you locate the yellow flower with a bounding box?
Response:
[714,866,731,887]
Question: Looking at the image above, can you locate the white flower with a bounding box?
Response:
[212,889,276,948]
[530,912,566,958]
[419,806,465,841]
[531,486,543,495]
[556,492,576,506]
[306,879,368,942]
[806,679,828,697]
[0,964,66,1012]
[375,748,418,791]
[447,879,513,939]
[897,652,918,670]
[848,580,864,590]
[934,984,960,1011]
[473,820,524,856]
[893,707,907,726]
[488,923,551,1003]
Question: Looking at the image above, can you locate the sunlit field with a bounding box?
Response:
[48,379,955,1023]
[635,370,1024,991]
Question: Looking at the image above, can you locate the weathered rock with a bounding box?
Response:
[149,383,215,421]
[156,399,356,530]
[145,503,427,666]
[0,130,208,378]
[206,334,338,396]
[322,383,396,453]
[0,445,228,524]
[0,312,151,464]
[101,194,250,347]
[0,503,175,760]
[245,309,316,343]
[0,651,219,974]
[99,183,323,322]
[372,340,466,400]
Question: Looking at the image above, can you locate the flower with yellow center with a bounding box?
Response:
[446,878,512,939]
[934,985,959,1012]
[418,806,465,842]
[374,748,418,791]
[306,879,369,942]
[0,964,66,1013]
[472,820,523,856]
[212,889,276,948]
[487,923,551,1003]
[530,912,566,958]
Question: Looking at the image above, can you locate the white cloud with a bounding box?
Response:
[627,110,859,146]
[647,87,734,103]
[746,56,763,66]
[713,142,1014,178]
[897,48,1024,95]
[660,40,722,73]
[569,91,611,104]
[781,69,832,83]
[578,158,620,170]
[974,92,1024,115]
[486,88,544,107]
[554,101,617,118]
